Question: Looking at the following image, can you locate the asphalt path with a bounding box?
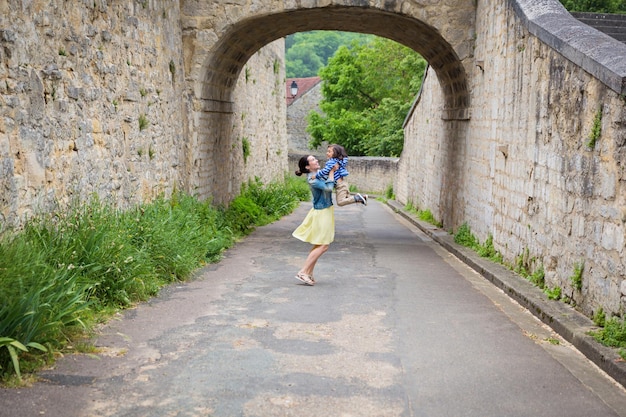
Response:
[2,200,626,417]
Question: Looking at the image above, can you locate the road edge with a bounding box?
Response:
[386,199,626,389]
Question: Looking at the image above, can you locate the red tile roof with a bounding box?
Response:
[286,77,321,106]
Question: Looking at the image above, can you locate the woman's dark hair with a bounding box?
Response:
[295,155,311,176]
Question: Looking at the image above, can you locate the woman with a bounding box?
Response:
[292,155,337,286]
[315,144,367,206]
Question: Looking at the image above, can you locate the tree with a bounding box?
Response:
[286,45,324,78]
[285,31,372,78]
[306,38,426,157]
[559,0,626,12]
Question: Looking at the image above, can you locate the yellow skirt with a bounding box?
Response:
[292,206,335,245]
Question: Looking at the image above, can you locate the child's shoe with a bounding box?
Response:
[356,193,368,206]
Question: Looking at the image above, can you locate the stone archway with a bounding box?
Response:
[183,2,476,203]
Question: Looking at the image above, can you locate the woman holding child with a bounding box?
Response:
[291,145,366,286]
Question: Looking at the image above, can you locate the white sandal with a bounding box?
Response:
[295,272,315,286]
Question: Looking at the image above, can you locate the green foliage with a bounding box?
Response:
[512,248,545,288]
[570,261,584,291]
[593,308,606,327]
[514,248,532,277]
[286,46,324,78]
[477,235,504,263]
[448,220,550,293]
[529,265,545,288]
[544,286,562,300]
[591,317,626,349]
[559,0,626,13]
[285,31,371,78]
[385,184,394,200]
[307,38,426,157]
[586,107,603,149]
[0,177,307,381]
[273,59,280,75]
[404,203,443,227]
[223,195,263,233]
[545,337,560,345]
[242,137,251,163]
[138,114,149,131]
[224,176,309,235]
[454,223,478,248]
[417,209,443,228]
[0,338,47,380]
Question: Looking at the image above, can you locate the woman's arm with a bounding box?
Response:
[310,166,337,191]
[316,158,338,180]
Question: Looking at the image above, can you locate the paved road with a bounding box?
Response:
[2,200,626,417]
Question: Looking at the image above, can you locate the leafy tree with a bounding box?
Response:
[306,38,426,156]
[286,45,324,78]
[560,0,626,12]
[285,31,372,78]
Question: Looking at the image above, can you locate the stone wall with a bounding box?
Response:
[0,0,285,228]
[288,153,397,195]
[287,81,324,155]
[230,40,287,197]
[398,0,626,317]
[0,0,187,227]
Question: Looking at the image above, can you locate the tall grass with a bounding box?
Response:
[0,175,309,381]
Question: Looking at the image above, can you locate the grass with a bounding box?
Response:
[570,261,584,291]
[417,209,443,228]
[453,222,478,248]
[242,137,251,164]
[591,317,626,360]
[404,202,443,228]
[544,286,561,300]
[453,223,539,283]
[0,175,309,384]
[138,114,149,131]
[586,107,602,149]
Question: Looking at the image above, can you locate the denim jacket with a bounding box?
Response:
[307,172,335,210]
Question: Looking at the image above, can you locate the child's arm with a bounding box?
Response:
[333,157,348,181]
[316,158,338,180]
[310,166,338,191]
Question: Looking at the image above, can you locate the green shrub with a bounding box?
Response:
[560,0,626,14]
[242,137,251,163]
[138,114,149,131]
[454,223,478,248]
[224,195,263,234]
[418,209,443,228]
[591,317,626,349]
[385,184,394,199]
[476,234,502,262]
[586,108,602,149]
[593,308,606,327]
[0,176,306,382]
[544,286,561,300]
[570,261,584,291]
[529,265,545,288]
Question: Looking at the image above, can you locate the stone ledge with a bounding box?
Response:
[513,0,626,95]
[387,199,626,389]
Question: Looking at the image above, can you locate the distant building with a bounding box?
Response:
[286,77,324,155]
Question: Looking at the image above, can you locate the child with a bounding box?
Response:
[316,144,367,206]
